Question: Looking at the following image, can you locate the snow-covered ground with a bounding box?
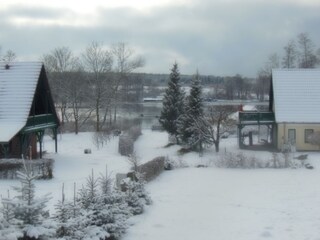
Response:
[124,168,320,240]
[1,130,320,239]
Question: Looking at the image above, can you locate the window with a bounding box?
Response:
[288,129,296,144]
[305,129,314,143]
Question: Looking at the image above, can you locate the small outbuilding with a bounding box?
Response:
[0,61,59,159]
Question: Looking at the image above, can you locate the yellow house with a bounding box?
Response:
[272,69,320,151]
[238,69,320,151]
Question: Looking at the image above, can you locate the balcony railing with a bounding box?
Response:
[22,114,58,133]
[239,111,275,124]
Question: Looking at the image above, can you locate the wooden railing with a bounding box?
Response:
[239,111,275,123]
[22,114,57,133]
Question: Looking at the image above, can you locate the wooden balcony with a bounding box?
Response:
[238,111,275,125]
[22,114,58,133]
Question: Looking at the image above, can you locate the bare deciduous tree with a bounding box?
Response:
[2,50,16,62]
[42,47,79,126]
[82,42,113,132]
[67,64,94,134]
[282,40,297,68]
[297,32,318,68]
[111,42,145,123]
[191,105,236,152]
[255,53,280,101]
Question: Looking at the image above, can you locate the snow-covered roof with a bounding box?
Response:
[0,62,43,142]
[272,69,320,123]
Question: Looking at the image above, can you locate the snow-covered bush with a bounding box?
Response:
[119,135,134,156]
[266,152,303,169]
[216,152,261,168]
[164,156,174,170]
[137,157,165,181]
[118,125,142,156]
[122,173,152,215]
[128,126,142,141]
[0,158,54,179]
[216,151,303,169]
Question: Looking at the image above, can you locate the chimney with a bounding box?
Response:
[5,64,10,70]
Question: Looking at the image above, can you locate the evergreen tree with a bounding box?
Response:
[0,211,23,240]
[59,170,130,240]
[159,62,185,143]
[122,173,152,216]
[178,71,204,149]
[0,160,54,239]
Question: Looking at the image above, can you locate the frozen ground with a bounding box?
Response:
[1,130,320,239]
[124,168,320,240]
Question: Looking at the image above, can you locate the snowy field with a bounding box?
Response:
[1,129,320,239]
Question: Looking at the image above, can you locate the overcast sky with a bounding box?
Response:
[0,0,319,77]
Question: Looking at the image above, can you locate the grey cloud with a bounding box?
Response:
[0,1,319,76]
[0,5,72,20]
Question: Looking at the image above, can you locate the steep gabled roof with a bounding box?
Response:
[0,62,43,142]
[272,69,320,123]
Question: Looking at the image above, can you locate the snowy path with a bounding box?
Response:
[123,167,320,240]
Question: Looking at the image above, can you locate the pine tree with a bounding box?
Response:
[64,169,130,240]
[1,160,54,239]
[0,202,23,240]
[178,71,204,149]
[0,214,23,240]
[1,190,15,225]
[122,173,152,216]
[159,62,185,143]
[78,169,100,210]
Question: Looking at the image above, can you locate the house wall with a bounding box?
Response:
[277,123,320,151]
[0,134,38,159]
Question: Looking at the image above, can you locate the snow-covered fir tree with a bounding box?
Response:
[178,71,204,149]
[78,169,100,210]
[1,190,15,225]
[56,169,131,240]
[54,183,81,238]
[159,62,185,143]
[122,172,152,215]
[0,160,54,240]
[0,211,23,240]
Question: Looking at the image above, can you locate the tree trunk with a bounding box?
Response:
[113,104,117,124]
[96,101,100,132]
[75,117,79,134]
[215,141,220,152]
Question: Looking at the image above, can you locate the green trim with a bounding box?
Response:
[239,111,275,123]
[21,114,58,134]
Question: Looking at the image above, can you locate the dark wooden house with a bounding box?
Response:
[0,62,59,159]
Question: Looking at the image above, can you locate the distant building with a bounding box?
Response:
[238,69,320,151]
[0,62,60,159]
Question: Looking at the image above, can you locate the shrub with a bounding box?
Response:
[119,136,134,156]
[118,125,142,156]
[137,157,165,181]
[216,152,263,169]
[128,126,142,141]
[0,158,54,179]
[216,151,303,169]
